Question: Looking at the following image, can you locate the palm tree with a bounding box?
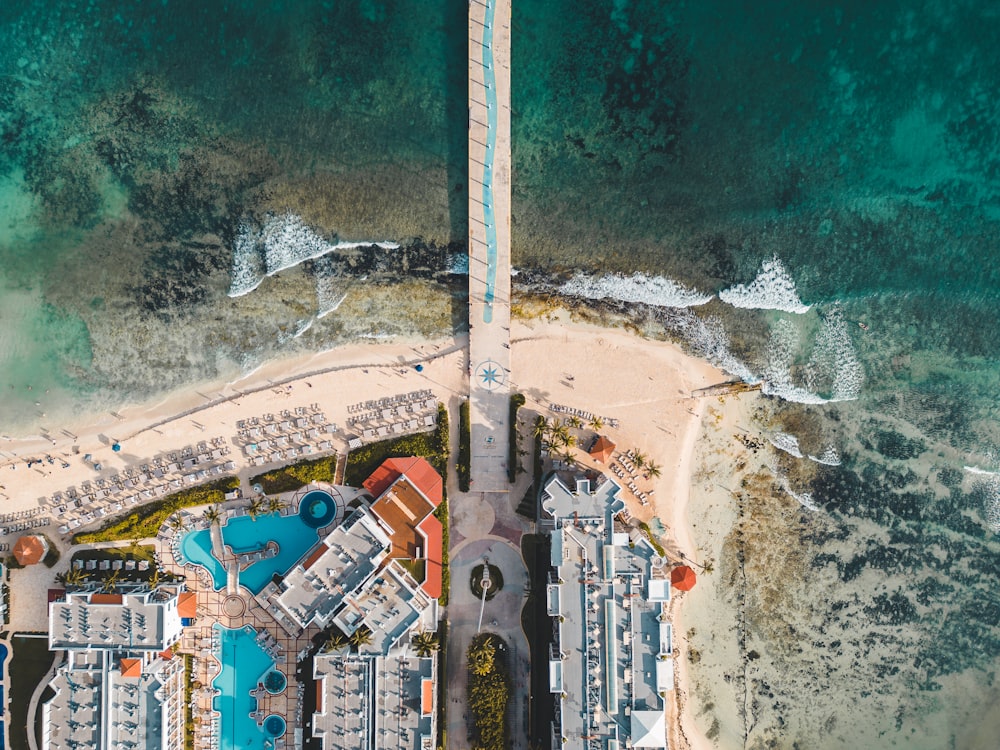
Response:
[57,567,87,587]
[532,417,549,440]
[568,415,583,430]
[468,636,495,676]
[588,415,604,431]
[102,569,121,593]
[247,497,265,522]
[324,633,348,653]
[633,451,647,470]
[645,461,662,479]
[168,514,188,533]
[412,631,439,657]
[349,626,374,651]
[560,450,577,467]
[266,496,285,516]
[148,568,162,590]
[203,505,221,526]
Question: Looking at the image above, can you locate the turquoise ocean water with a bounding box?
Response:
[2,0,999,747]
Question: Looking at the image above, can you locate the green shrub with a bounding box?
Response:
[638,521,666,556]
[72,476,239,544]
[250,455,338,494]
[508,393,525,483]
[457,400,471,492]
[466,634,509,750]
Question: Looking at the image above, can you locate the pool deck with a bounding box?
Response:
[161,502,329,750]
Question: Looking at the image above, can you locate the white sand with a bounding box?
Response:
[2,311,747,748]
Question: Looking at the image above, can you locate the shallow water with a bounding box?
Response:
[2,0,1000,746]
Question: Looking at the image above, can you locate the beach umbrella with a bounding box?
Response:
[112,443,121,452]
[589,436,616,464]
[671,565,697,591]
[415,364,424,372]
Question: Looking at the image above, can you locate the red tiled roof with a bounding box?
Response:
[363,457,442,506]
[90,593,123,605]
[416,514,443,600]
[159,649,174,660]
[178,592,198,619]
[120,658,142,679]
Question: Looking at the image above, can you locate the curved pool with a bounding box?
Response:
[263,669,286,694]
[298,489,338,529]
[264,714,286,738]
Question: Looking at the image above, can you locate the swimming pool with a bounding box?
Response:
[212,625,282,750]
[178,491,342,593]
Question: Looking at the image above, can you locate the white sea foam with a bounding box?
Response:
[228,212,398,299]
[776,473,821,511]
[449,253,469,275]
[673,313,758,383]
[719,255,811,313]
[805,308,864,401]
[227,220,266,297]
[770,432,804,458]
[560,272,714,308]
[963,466,1000,477]
[809,445,842,466]
[314,255,351,319]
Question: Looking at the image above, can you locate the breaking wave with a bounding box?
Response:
[314,255,351,320]
[770,432,804,458]
[809,445,842,466]
[560,272,714,308]
[805,308,864,401]
[719,255,811,313]
[228,213,399,298]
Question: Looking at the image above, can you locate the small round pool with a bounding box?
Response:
[298,489,337,528]
[263,669,286,694]
[264,714,286,737]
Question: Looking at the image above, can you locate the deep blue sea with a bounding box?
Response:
[2,1,999,747]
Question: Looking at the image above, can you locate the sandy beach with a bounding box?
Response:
[2,311,745,750]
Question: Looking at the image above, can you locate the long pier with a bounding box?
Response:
[467,0,512,492]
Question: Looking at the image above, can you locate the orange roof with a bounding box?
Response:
[671,565,697,591]
[416,514,443,600]
[178,591,198,619]
[589,436,616,463]
[363,457,442,506]
[420,678,434,716]
[119,658,142,679]
[90,593,123,605]
[13,535,47,566]
[302,543,330,571]
[159,649,174,660]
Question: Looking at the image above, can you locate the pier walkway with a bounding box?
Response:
[446,3,531,750]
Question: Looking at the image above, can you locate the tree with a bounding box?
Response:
[633,451,647,470]
[148,567,162,590]
[568,415,583,430]
[266,496,285,516]
[203,506,221,526]
[588,415,604,431]
[57,567,87,587]
[560,450,577,467]
[102,569,121,593]
[532,417,549,440]
[168,514,187,533]
[645,461,662,479]
[349,626,374,651]
[247,497,265,521]
[468,635,495,676]
[324,633,348,653]
[412,631,440,657]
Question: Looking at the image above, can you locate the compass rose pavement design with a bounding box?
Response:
[475,359,506,391]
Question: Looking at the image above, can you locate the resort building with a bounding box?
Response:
[42,586,189,750]
[312,650,437,750]
[539,473,674,750]
[272,457,442,638]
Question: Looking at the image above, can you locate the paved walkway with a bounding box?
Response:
[447,4,531,749]
[468,0,512,492]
